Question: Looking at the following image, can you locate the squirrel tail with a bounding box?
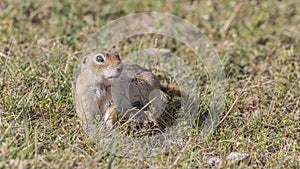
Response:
[160,83,182,96]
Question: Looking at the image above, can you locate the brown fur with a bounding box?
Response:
[75,50,181,132]
[75,50,122,131]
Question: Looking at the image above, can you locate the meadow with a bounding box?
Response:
[0,0,299,168]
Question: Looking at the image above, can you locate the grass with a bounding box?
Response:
[0,0,299,168]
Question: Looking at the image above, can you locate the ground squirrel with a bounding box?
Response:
[75,50,181,132]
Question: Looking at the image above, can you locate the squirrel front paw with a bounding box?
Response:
[104,106,118,129]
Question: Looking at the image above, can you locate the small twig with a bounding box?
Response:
[64,52,71,74]
[221,1,244,34]
[119,97,157,128]
[217,96,239,127]
[217,77,251,127]
[169,138,191,169]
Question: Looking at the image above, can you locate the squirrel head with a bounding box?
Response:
[80,50,123,85]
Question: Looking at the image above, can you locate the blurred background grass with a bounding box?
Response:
[0,0,299,168]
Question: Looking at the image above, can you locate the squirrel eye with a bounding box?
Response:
[95,55,104,63]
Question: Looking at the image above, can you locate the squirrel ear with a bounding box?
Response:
[108,50,120,58]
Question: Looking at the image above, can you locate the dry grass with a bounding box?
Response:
[0,0,299,168]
